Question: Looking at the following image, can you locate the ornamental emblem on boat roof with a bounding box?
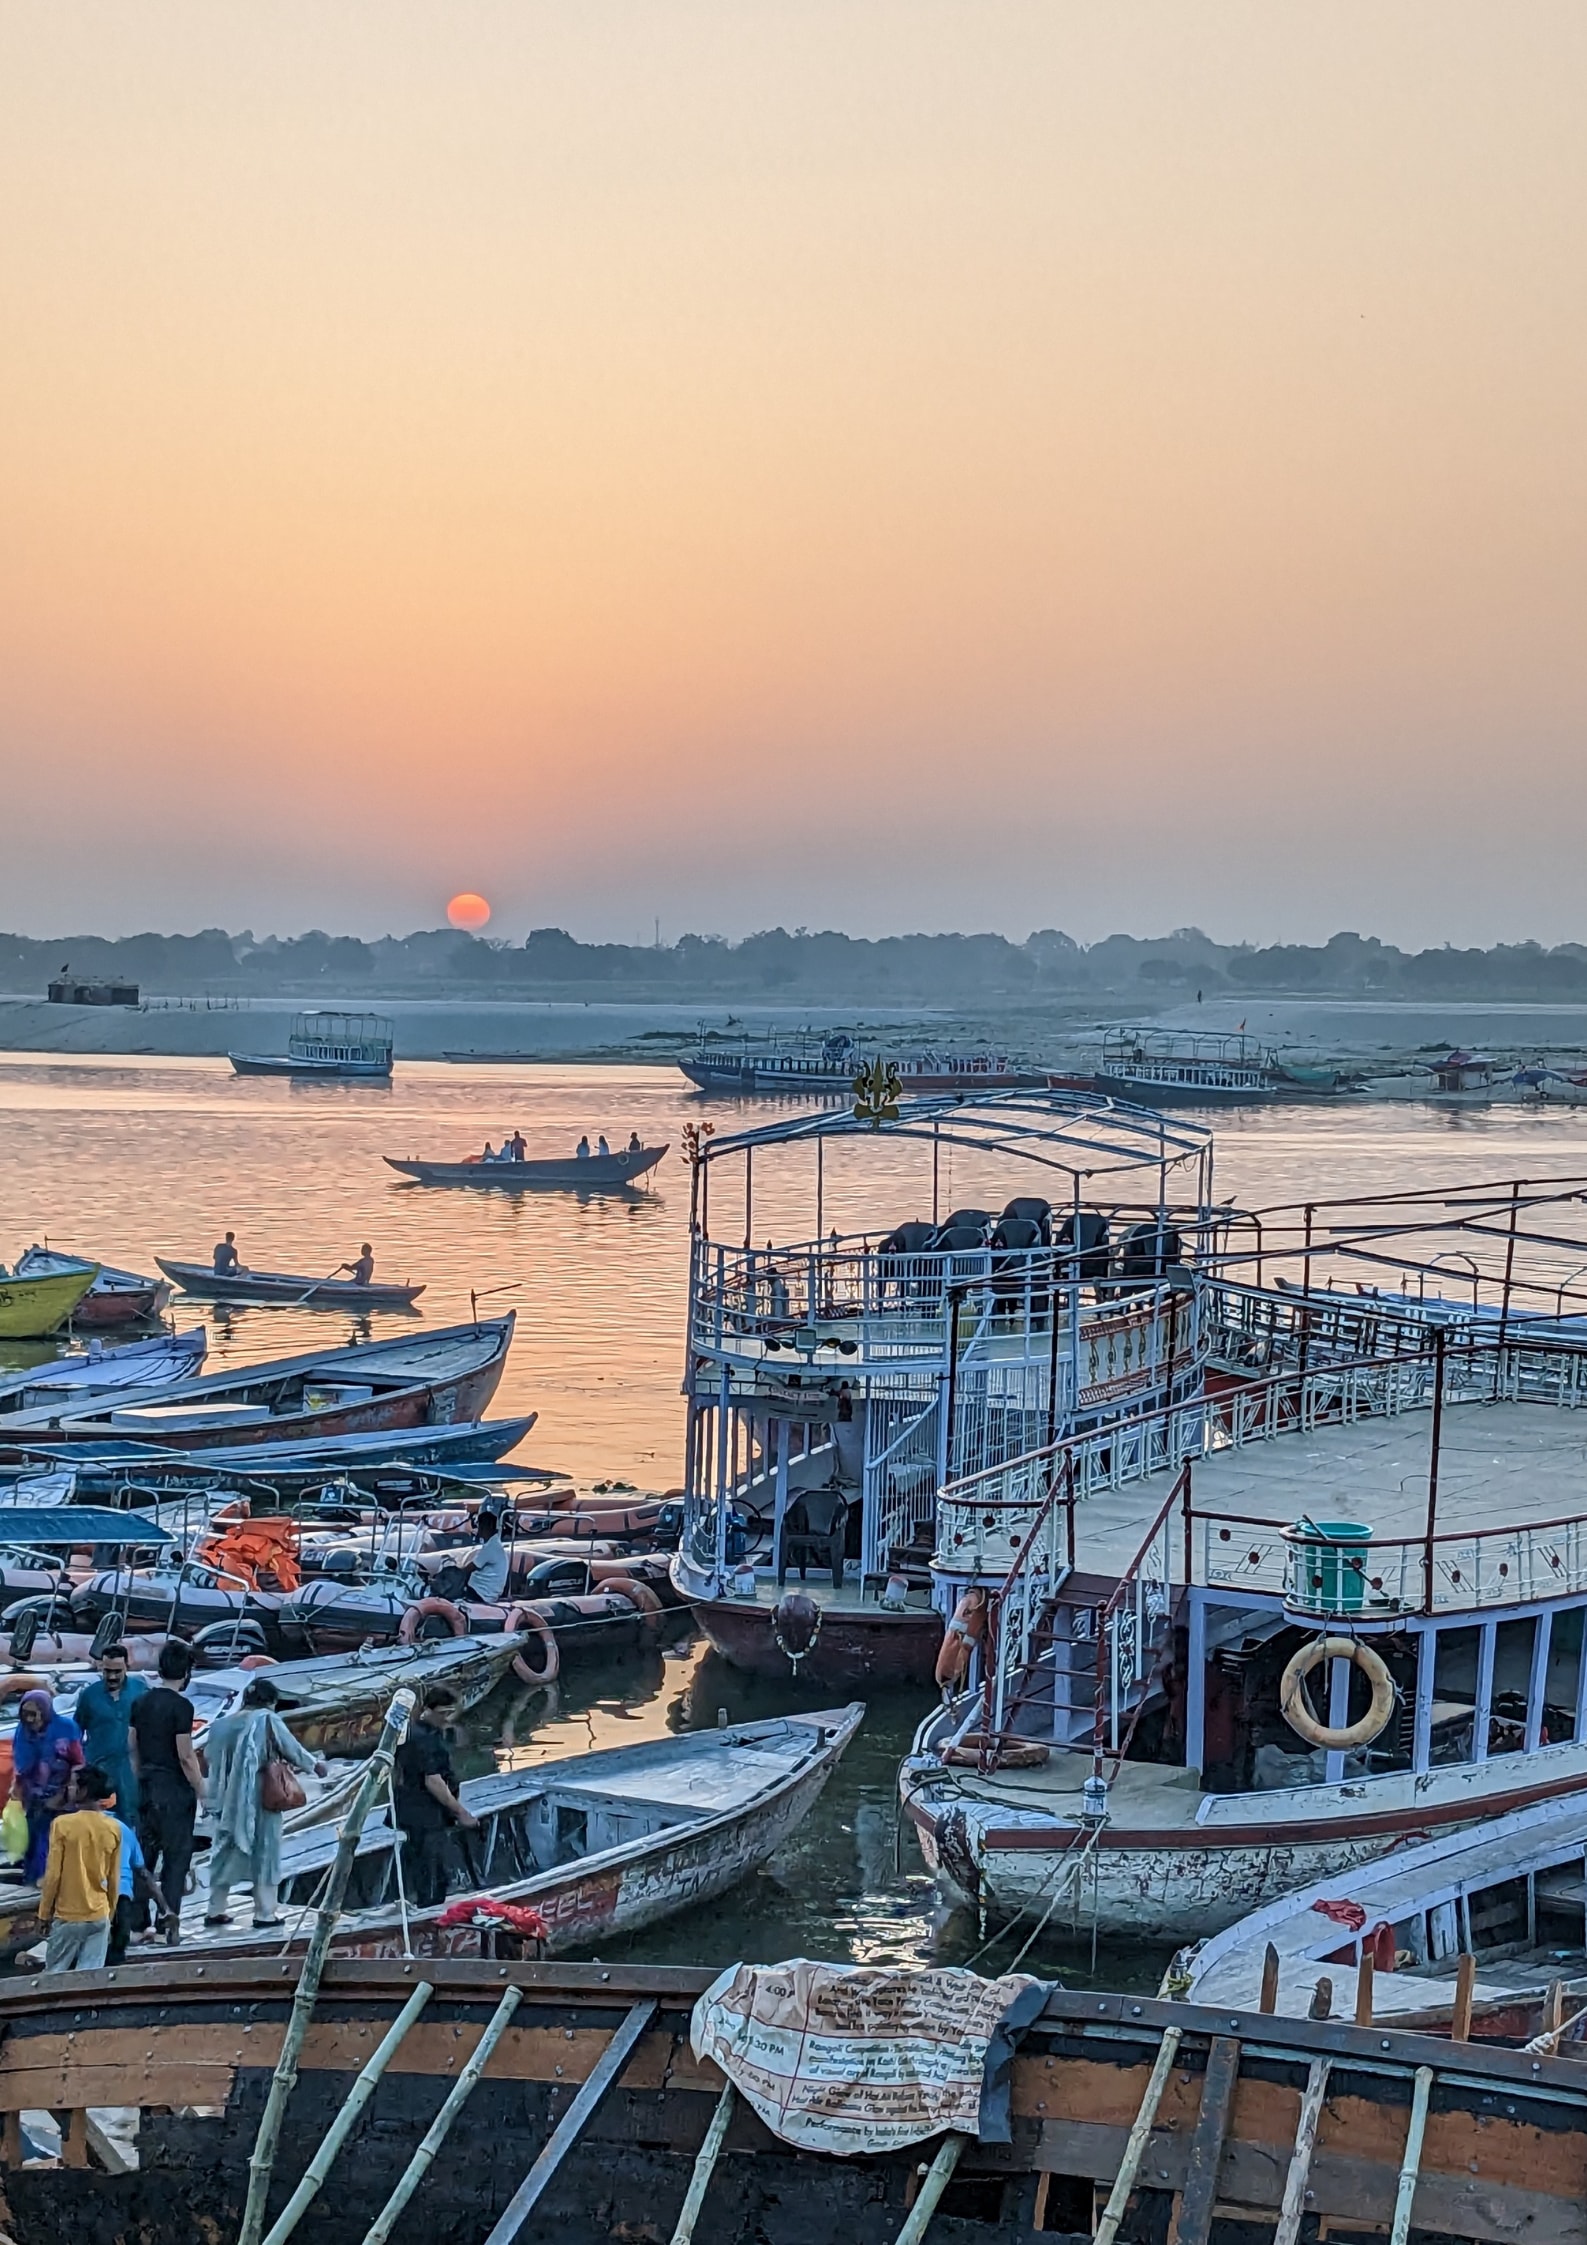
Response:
[851,1057,902,1127]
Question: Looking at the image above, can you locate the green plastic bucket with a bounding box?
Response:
[1283,1518,1372,1614]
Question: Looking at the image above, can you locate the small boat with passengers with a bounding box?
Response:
[385,1141,667,1190]
[155,1257,425,1310]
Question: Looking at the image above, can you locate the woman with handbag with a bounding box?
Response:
[201,1678,326,1931]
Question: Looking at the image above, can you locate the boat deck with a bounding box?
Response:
[1070,1398,1587,1581]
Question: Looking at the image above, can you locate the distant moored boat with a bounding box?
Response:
[230,1010,394,1079]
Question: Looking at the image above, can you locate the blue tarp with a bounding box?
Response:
[0,1505,174,1545]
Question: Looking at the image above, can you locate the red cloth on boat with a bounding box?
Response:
[1311,1897,1368,1932]
[437,1896,549,1941]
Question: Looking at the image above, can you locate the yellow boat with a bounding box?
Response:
[0,1263,98,1337]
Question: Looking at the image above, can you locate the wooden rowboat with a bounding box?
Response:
[3,1960,1586,2245]
[177,1705,862,1961]
[14,1248,170,1328]
[155,1257,426,1309]
[384,1144,667,1190]
[0,1315,514,1457]
[0,1264,97,1340]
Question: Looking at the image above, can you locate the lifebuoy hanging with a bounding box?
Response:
[396,1597,469,1646]
[1279,1636,1396,1751]
[503,1604,560,1685]
[934,1589,989,1689]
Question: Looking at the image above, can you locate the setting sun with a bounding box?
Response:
[446,892,491,931]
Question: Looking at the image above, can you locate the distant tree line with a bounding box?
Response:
[4,924,1587,1002]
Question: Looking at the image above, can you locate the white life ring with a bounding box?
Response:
[1279,1636,1396,1752]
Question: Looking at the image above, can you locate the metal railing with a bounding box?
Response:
[1195,1502,1587,1618]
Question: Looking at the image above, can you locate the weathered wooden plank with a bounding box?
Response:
[1170,2037,1241,2245]
[0,2065,238,2113]
[0,2021,720,2097]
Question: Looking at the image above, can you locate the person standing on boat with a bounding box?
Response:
[213,1231,241,1277]
[338,1244,375,1286]
[76,1643,148,1825]
[130,1641,205,1943]
[393,1686,480,1908]
[628,1130,642,1153]
[509,1130,527,1161]
[202,1678,325,1931]
[10,1689,85,1881]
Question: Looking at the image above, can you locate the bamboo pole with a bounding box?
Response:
[237,1686,416,2245]
[1388,2067,1435,2245]
[1273,2059,1332,2245]
[258,1979,434,2245]
[667,2082,736,2245]
[1094,2026,1182,2245]
[361,1985,524,2245]
[893,2133,967,2245]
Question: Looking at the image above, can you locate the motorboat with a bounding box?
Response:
[155,1257,425,1309]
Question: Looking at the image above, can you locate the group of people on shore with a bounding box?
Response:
[9,1644,480,1973]
[8,1642,326,1974]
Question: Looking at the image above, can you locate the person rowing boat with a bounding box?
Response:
[337,1243,375,1285]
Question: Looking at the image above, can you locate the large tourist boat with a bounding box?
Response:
[902,1169,1587,1940]
[669,1090,1215,1685]
[1092,1028,1279,1105]
[680,1029,1045,1096]
[230,1010,395,1079]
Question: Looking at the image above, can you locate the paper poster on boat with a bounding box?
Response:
[691,1961,1045,2155]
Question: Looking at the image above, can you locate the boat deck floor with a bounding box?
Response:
[1070,1399,1587,1581]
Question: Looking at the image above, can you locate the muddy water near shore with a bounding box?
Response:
[5,1053,1587,1975]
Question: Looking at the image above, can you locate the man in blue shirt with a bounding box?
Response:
[75,1645,148,1824]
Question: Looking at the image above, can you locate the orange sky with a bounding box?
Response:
[2,4,1584,945]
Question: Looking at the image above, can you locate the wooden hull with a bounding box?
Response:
[0,1269,97,1339]
[156,1258,425,1308]
[905,1734,1587,1940]
[230,1052,393,1078]
[385,1146,667,1190]
[179,1708,862,1963]
[0,1316,514,1457]
[683,1586,942,1686]
[3,1961,1586,2245]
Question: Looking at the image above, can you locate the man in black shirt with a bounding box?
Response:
[393,1687,479,1908]
[129,1641,204,1942]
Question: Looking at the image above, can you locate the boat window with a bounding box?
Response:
[1488,1616,1544,1756]
[1545,1606,1584,1743]
[1429,1625,1481,1763]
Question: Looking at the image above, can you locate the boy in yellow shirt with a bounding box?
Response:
[39,1765,120,1974]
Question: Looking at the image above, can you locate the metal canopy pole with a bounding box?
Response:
[483,1998,658,2245]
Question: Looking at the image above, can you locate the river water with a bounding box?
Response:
[5,1052,1587,1980]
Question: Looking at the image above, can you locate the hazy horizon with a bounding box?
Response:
[4,4,1584,948]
